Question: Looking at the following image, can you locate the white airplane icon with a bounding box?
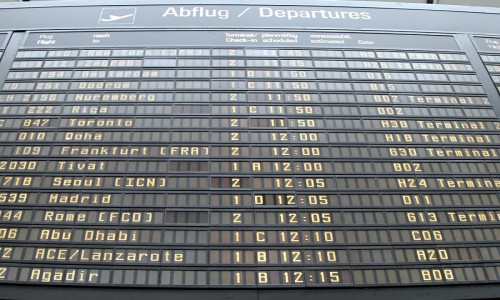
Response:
[101,13,135,22]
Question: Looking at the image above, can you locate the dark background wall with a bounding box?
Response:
[11,0,500,8]
[0,0,500,8]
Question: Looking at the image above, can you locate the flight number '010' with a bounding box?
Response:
[18,132,46,141]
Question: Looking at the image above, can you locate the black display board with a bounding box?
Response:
[0,1,500,299]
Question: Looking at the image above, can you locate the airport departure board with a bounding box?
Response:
[0,1,500,299]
